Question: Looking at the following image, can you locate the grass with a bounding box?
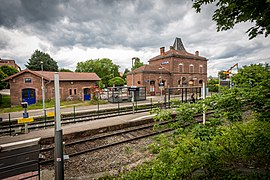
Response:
[0,94,11,108]
[0,95,108,113]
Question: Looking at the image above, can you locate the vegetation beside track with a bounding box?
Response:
[111,64,270,179]
[0,98,107,113]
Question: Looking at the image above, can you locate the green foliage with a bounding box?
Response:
[0,65,19,89]
[193,0,270,39]
[207,77,219,92]
[0,69,8,90]
[218,70,227,80]
[122,68,130,81]
[25,50,58,71]
[121,120,270,179]
[232,63,270,121]
[75,58,119,87]
[59,68,73,72]
[0,65,19,76]
[0,94,10,108]
[108,77,125,87]
[132,57,144,70]
[117,64,270,179]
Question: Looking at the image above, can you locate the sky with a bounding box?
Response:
[0,0,269,77]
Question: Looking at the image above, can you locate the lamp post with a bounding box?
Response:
[41,61,45,114]
[131,57,136,114]
[159,67,164,101]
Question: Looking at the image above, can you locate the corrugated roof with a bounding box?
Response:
[3,69,100,81]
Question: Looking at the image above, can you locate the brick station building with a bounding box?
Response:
[4,69,100,105]
[127,37,208,95]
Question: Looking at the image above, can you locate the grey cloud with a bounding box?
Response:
[0,34,10,49]
[0,0,190,50]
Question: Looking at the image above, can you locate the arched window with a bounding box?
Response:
[199,65,203,73]
[179,63,184,73]
[150,80,155,85]
[199,80,203,85]
[189,64,194,73]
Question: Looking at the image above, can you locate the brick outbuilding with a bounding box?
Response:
[127,37,208,95]
[4,70,100,105]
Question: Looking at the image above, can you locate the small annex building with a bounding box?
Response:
[0,58,21,71]
[4,69,100,105]
[126,37,208,95]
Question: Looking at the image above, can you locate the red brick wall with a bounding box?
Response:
[127,55,207,95]
[8,72,98,105]
[9,72,42,105]
[46,81,96,101]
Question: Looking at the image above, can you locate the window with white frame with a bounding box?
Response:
[189,64,194,73]
[199,65,203,73]
[179,63,184,73]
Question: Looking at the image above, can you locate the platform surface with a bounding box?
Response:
[0,111,154,145]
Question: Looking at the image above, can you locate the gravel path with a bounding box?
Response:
[41,136,156,179]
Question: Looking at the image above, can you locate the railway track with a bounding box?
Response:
[0,103,164,135]
[39,112,207,166]
[39,119,173,165]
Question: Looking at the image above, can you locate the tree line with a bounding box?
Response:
[1,49,144,88]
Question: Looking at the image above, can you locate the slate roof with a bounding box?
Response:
[149,37,207,62]
[128,64,170,74]
[3,69,100,81]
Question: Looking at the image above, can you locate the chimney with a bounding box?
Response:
[195,51,199,56]
[160,47,165,55]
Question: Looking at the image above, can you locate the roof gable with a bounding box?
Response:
[3,69,101,82]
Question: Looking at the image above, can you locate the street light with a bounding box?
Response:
[131,57,136,114]
[159,67,164,101]
[41,61,45,115]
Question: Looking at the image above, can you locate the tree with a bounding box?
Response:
[207,78,219,92]
[59,68,73,72]
[25,50,58,71]
[108,77,125,87]
[122,68,130,81]
[193,0,270,39]
[132,57,144,70]
[0,65,19,76]
[0,69,8,90]
[0,65,19,89]
[231,63,270,120]
[218,70,227,80]
[75,58,120,87]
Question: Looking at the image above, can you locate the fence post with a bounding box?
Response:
[97,100,99,118]
[118,97,120,115]
[164,89,167,109]
[44,109,47,129]
[136,100,137,112]
[9,113,11,136]
[150,98,153,111]
[168,88,171,109]
[73,106,76,123]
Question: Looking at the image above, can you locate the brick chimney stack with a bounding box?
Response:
[195,51,199,56]
[160,47,165,55]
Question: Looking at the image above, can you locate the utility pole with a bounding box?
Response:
[41,61,45,115]
[131,57,135,114]
[202,82,206,124]
[54,73,64,180]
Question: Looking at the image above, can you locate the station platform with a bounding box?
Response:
[0,111,155,145]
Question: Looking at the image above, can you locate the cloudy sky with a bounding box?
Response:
[0,0,269,77]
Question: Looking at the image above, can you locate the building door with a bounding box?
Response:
[150,80,155,96]
[83,88,91,101]
[22,88,36,105]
